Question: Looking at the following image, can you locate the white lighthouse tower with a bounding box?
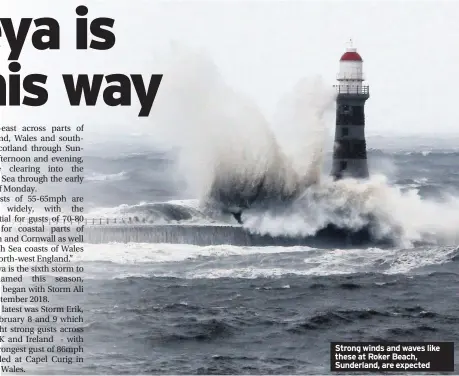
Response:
[331,41,370,179]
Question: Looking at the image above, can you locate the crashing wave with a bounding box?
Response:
[145,45,459,247]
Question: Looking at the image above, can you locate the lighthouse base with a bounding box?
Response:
[331,159,369,180]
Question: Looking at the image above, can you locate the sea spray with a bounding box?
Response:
[153,45,335,212]
[272,76,336,187]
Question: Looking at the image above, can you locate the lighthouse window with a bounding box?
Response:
[340,161,347,171]
[337,113,352,125]
[351,106,364,124]
[342,127,349,136]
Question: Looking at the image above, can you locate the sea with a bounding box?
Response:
[31,133,458,375]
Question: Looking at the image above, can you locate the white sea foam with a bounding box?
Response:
[75,243,308,263]
[6,241,456,279]
[74,243,458,279]
[86,171,128,182]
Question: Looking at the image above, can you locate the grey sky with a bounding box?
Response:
[2,0,459,138]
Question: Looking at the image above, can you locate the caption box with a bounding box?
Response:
[330,342,454,372]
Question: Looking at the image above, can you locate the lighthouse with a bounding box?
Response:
[331,42,370,179]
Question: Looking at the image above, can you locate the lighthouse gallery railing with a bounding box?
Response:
[334,85,369,95]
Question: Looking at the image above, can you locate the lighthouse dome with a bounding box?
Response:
[340,47,363,62]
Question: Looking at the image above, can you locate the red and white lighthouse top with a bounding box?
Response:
[340,47,363,62]
[337,42,366,87]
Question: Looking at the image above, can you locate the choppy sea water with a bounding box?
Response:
[27,136,459,374]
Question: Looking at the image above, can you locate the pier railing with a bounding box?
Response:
[82,217,154,226]
[10,217,164,227]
